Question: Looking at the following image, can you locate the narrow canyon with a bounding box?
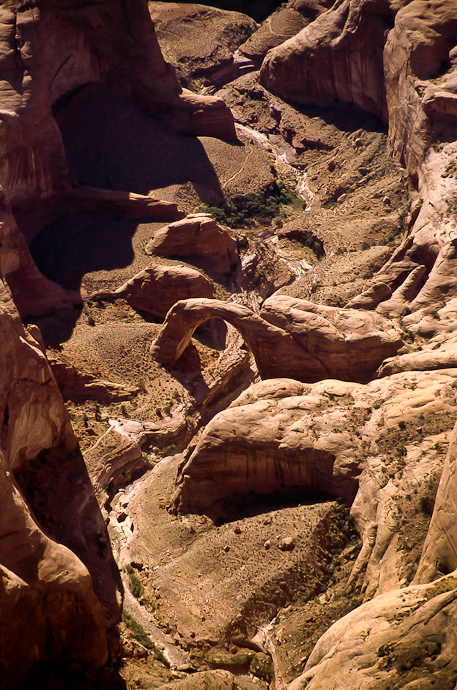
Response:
[2,1,457,689]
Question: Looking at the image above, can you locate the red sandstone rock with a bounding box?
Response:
[0,187,77,319]
[145,214,241,278]
[150,296,403,384]
[0,279,120,686]
[0,0,236,217]
[90,264,215,320]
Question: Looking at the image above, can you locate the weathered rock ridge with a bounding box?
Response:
[151,294,403,383]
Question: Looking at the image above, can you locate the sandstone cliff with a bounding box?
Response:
[0,0,235,227]
[2,0,457,688]
[0,279,121,688]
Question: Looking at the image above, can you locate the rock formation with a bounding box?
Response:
[0,279,120,687]
[173,372,457,599]
[151,295,403,383]
[89,264,215,320]
[288,572,457,689]
[2,0,457,687]
[145,215,241,279]
[149,2,258,89]
[0,0,235,225]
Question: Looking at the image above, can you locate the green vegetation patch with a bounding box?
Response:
[206,181,302,228]
[122,610,170,667]
[125,563,144,599]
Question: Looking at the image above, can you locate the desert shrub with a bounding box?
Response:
[125,563,144,599]
[205,181,301,228]
[122,610,153,648]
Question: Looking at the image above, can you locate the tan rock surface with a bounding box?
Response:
[0,0,235,224]
[145,215,241,279]
[151,295,403,383]
[416,419,457,584]
[259,0,389,120]
[288,573,457,690]
[174,372,457,598]
[239,7,308,66]
[114,448,355,648]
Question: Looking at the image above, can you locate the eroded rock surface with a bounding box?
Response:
[145,215,241,279]
[3,0,457,688]
[151,295,403,383]
[174,373,457,599]
[0,280,120,687]
[0,0,235,217]
[90,264,215,320]
[289,573,457,690]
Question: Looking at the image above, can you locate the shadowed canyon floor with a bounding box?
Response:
[3,1,457,689]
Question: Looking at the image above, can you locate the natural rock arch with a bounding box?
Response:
[150,296,404,384]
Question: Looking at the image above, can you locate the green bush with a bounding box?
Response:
[125,563,144,599]
[122,610,170,667]
[205,181,301,228]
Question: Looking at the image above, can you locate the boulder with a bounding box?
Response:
[90,264,214,319]
[145,215,241,278]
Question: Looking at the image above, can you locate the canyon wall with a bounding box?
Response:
[0,0,235,215]
[0,277,121,688]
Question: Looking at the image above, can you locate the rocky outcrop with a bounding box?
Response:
[0,279,120,687]
[0,187,77,320]
[173,372,457,598]
[90,264,214,320]
[48,352,140,404]
[260,0,457,175]
[145,215,241,279]
[259,0,390,120]
[150,296,403,383]
[260,294,403,383]
[0,0,235,215]
[347,143,457,320]
[288,573,457,689]
[415,419,457,584]
[149,3,258,89]
[238,6,308,67]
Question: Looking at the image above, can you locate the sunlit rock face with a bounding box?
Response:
[260,0,457,175]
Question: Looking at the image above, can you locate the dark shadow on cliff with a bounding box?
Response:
[207,490,336,526]
[24,660,127,690]
[294,101,387,136]
[53,82,225,200]
[28,82,229,342]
